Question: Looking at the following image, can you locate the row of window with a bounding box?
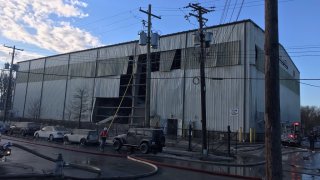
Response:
[16,41,241,83]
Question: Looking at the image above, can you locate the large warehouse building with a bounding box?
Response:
[12,19,300,136]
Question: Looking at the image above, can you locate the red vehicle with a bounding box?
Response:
[281,122,301,146]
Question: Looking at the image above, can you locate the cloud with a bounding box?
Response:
[0,46,43,64]
[0,0,101,57]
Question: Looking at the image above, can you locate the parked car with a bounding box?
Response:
[34,126,70,141]
[0,122,10,134]
[64,129,99,145]
[9,122,40,136]
[112,128,165,154]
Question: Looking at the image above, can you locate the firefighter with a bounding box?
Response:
[99,127,108,151]
[309,130,315,151]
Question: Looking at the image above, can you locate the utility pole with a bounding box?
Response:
[139,4,161,127]
[186,3,214,156]
[264,0,282,179]
[3,45,23,122]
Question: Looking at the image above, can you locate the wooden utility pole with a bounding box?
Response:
[186,3,213,156]
[3,45,23,122]
[264,0,283,179]
[139,4,161,127]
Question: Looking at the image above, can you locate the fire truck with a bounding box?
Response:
[281,122,301,146]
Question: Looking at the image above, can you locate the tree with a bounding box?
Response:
[27,98,42,120]
[68,87,90,128]
[301,106,320,133]
[0,71,16,111]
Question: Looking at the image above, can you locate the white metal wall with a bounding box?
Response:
[13,20,300,134]
[24,59,45,118]
[247,22,301,133]
[150,70,183,120]
[40,55,69,120]
[12,61,30,117]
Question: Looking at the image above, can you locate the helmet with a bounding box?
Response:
[103,127,107,131]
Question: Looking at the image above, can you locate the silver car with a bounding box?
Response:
[64,129,99,145]
[34,126,70,141]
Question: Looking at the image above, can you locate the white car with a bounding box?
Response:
[34,126,70,141]
[64,129,99,145]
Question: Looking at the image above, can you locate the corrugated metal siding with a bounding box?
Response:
[28,59,45,82]
[249,68,265,133]
[40,80,67,120]
[99,43,136,58]
[16,61,30,83]
[150,70,183,119]
[159,50,175,72]
[248,22,300,133]
[97,57,128,76]
[23,59,45,118]
[157,33,186,52]
[69,49,97,77]
[280,84,300,123]
[12,83,27,117]
[94,77,120,97]
[64,78,94,122]
[45,55,69,81]
[13,61,30,116]
[23,82,42,118]
[183,67,244,132]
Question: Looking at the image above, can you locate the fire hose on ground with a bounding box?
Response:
[0,142,158,179]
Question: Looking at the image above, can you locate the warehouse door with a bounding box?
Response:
[167,119,178,137]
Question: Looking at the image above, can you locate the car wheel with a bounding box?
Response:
[140,142,149,154]
[35,133,39,139]
[63,137,69,144]
[49,135,54,142]
[113,139,122,151]
[80,138,87,146]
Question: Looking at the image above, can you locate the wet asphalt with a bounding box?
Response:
[1,135,320,179]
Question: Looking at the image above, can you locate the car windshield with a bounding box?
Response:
[54,127,67,131]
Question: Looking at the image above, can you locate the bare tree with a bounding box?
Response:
[68,87,90,128]
[301,106,320,133]
[27,98,42,120]
[0,71,16,111]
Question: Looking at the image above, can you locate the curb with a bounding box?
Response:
[131,155,262,180]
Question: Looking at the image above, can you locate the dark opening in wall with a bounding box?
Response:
[137,54,146,101]
[171,49,181,70]
[151,52,160,72]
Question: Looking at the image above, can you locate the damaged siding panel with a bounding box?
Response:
[181,47,200,69]
[28,59,45,82]
[182,41,241,69]
[45,55,69,81]
[97,57,129,76]
[99,43,136,59]
[16,61,30,83]
[206,41,241,67]
[69,50,97,77]
[159,50,175,72]
[158,34,185,52]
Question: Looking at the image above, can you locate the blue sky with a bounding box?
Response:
[0,0,319,106]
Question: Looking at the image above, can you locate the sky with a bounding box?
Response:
[0,0,319,107]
